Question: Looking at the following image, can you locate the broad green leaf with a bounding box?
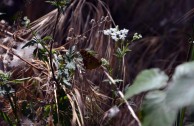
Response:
[142,91,177,126]
[166,61,194,109]
[125,69,168,99]
[172,61,194,81]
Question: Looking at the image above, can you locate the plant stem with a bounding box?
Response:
[49,6,61,88]
[103,67,141,126]
[49,5,61,124]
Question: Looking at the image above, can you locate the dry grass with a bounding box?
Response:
[1,0,194,125]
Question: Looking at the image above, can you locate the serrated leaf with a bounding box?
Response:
[142,91,177,126]
[166,61,194,109]
[125,69,168,99]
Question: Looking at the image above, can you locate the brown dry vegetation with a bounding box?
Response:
[0,0,194,126]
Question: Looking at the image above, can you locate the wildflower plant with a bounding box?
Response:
[102,26,143,125]
[132,32,142,41]
[103,26,142,59]
[103,26,142,81]
[21,16,30,27]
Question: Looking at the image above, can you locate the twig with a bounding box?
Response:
[102,67,142,126]
[0,44,42,70]
[0,28,28,42]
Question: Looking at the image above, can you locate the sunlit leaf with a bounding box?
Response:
[125,69,168,99]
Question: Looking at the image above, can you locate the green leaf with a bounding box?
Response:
[22,40,37,49]
[63,79,71,87]
[45,1,58,6]
[103,79,123,85]
[125,69,168,99]
[166,61,194,109]
[172,61,194,81]
[42,36,53,41]
[0,110,13,125]
[66,61,75,70]
[33,48,49,62]
[142,91,177,126]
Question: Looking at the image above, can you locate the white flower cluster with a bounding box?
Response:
[103,26,129,41]
[22,16,30,27]
[132,33,142,41]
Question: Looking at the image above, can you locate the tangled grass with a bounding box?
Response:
[0,0,194,126]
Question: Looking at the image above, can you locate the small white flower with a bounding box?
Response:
[103,26,129,41]
[120,28,129,34]
[110,26,119,32]
[132,33,142,41]
[119,34,127,40]
[111,35,119,41]
[110,32,117,37]
[115,31,121,35]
